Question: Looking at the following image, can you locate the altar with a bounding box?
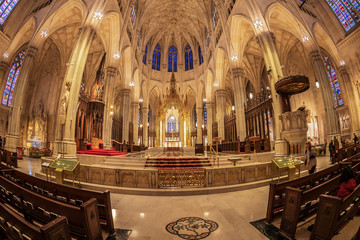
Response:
[164,140,182,148]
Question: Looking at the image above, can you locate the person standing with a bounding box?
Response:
[329,139,335,162]
[305,141,317,174]
[334,136,339,150]
[354,133,359,144]
[0,136,2,149]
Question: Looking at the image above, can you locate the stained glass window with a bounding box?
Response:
[2,50,25,106]
[199,46,204,65]
[194,105,197,128]
[130,5,136,28]
[143,45,148,64]
[326,0,360,31]
[185,44,193,71]
[152,44,161,71]
[0,0,19,25]
[203,103,207,126]
[212,1,219,29]
[168,45,177,72]
[138,104,141,126]
[323,55,344,107]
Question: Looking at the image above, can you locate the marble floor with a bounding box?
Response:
[15,155,360,240]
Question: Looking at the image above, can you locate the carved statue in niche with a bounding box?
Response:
[59,82,71,125]
[91,53,106,101]
[33,103,48,147]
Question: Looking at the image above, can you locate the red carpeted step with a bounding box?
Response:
[76,149,127,156]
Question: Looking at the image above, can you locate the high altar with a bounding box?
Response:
[157,73,190,147]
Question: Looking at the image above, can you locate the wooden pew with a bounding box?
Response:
[0,149,17,168]
[0,175,102,240]
[332,143,360,164]
[0,202,71,240]
[1,168,115,236]
[311,184,360,240]
[279,162,360,239]
[266,163,344,223]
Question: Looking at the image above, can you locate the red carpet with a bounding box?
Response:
[76,149,127,156]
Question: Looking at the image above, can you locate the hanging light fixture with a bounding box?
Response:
[302,35,309,42]
[249,93,253,99]
[213,82,219,87]
[340,60,346,66]
[231,54,238,61]
[113,52,120,59]
[232,105,235,111]
[203,98,207,102]
[94,11,104,20]
[315,79,320,88]
[139,98,143,102]
[3,52,8,58]
[41,30,48,38]
[253,19,263,29]
[129,81,135,86]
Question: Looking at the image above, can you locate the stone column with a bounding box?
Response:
[103,67,117,149]
[162,118,166,147]
[338,66,360,135]
[216,90,226,141]
[142,107,149,146]
[179,116,184,146]
[0,61,9,93]
[232,68,247,141]
[131,102,139,145]
[207,102,215,145]
[310,51,340,139]
[120,88,131,142]
[196,107,203,144]
[6,47,38,151]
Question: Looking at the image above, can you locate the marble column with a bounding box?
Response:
[310,51,340,138]
[216,90,226,141]
[103,67,117,149]
[142,107,149,146]
[180,116,184,146]
[196,107,203,144]
[55,27,95,158]
[131,102,139,145]
[338,66,360,135]
[207,102,215,145]
[120,88,131,142]
[6,47,38,152]
[232,68,247,141]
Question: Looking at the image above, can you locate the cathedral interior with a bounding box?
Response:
[0,0,360,239]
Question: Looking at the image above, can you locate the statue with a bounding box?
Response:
[59,82,71,125]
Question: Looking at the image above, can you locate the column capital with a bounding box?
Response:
[338,65,348,75]
[120,88,131,96]
[141,107,148,113]
[26,46,38,58]
[215,89,226,97]
[206,102,215,108]
[310,51,322,62]
[131,102,139,107]
[232,68,245,78]
[0,61,8,71]
[106,67,117,77]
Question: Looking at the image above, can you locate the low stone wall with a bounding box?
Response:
[41,158,277,189]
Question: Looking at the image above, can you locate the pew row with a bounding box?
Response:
[266,163,345,223]
[279,162,360,239]
[331,143,360,164]
[0,168,114,236]
[311,184,360,240]
[0,202,71,240]
[0,175,102,240]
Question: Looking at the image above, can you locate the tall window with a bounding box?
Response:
[0,0,19,25]
[203,103,207,126]
[167,115,176,132]
[194,105,197,128]
[185,44,193,71]
[2,50,25,106]
[168,45,177,72]
[143,45,148,64]
[199,46,204,65]
[212,1,219,29]
[138,105,141,126]
[130,5,136,28]
[326,0,360,31]
[152,44,161,71]
[323,54,344,107]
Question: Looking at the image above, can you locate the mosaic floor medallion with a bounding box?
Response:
[166,217,218,239]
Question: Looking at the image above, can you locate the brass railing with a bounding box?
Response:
[158,169,205,188]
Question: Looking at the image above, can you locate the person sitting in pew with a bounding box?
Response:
[337,166,356,198]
